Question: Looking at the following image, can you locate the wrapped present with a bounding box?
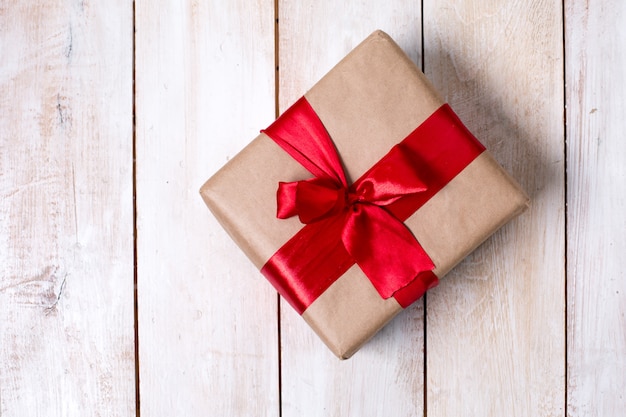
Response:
[200,30,529,358]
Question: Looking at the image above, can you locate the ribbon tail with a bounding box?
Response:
[341,204,435,299]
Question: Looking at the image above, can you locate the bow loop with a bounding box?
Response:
[278,178,347,224]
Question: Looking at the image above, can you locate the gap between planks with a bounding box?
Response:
[274,2,283,417]
[561,0,568,413]
[132,0,141,416]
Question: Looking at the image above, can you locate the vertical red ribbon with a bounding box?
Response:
[261,97,485,314]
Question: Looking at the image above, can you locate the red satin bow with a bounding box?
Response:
[261,97,484,314]
[274,136,435,300]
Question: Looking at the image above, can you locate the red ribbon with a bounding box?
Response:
[261,97,485,314]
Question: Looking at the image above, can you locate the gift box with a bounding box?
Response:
[200,30,529,359]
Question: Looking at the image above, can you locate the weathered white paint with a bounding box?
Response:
[566,1,626,415]
[134,0,279,416]
[3,1,624,416]
[424,1,566,416]
[0,1,135,416]
[277,2,426,416]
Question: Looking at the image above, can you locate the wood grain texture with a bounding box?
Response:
[277,2,426,416]
[3,1,621,415]
[134,1,279,416]
[0,1,135,416]
[423,1,565,415]
[566,1,626,415]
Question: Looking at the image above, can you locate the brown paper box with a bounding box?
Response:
[200,30,529,359]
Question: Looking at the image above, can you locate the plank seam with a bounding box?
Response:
[561,0,568,415]
[274,1,283,416]
[132,0,141,415]
[421,2,427,416]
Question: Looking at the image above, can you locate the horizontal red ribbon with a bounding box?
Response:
[261,97,485,314]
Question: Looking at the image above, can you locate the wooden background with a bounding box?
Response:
[1,0,624,415]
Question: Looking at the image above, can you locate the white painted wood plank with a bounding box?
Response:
[278,3,426,416]
[0,1,135,416]
[134,1,279,416]
[424,1,565,415]
[566,1,626,415]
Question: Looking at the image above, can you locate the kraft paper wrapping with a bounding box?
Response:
[200,30,529,358]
